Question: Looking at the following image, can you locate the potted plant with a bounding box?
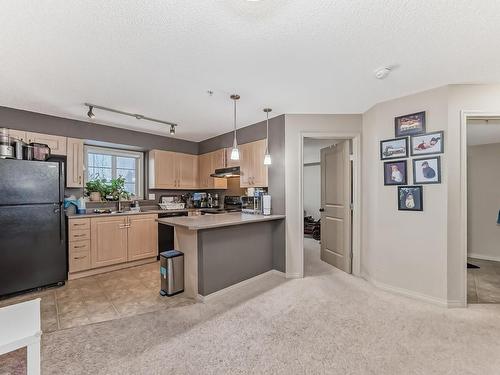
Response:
[85,179,106,202]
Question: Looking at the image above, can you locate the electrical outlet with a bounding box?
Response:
[148,193,156,201]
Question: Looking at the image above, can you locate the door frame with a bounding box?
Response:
[460,110,500,305]
[299,132,362,277]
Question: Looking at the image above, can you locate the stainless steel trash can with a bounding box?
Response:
[159,250,184,296]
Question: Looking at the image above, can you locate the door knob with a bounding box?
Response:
[319,208,325,212]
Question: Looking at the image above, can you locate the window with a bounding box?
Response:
[84,146,144,198]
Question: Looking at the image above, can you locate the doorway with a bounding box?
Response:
[466,117,500,303]
[301,135,360,277]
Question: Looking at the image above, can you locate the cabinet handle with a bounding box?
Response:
[74,245,86,249]
[73,223,86,226]
[74,234,86,237]
[74,256,87,260]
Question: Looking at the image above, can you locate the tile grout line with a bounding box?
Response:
[95,277,122,317]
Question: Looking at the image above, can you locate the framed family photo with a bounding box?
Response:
[410,131,444,156]
[398,186,423,211]
[380,137,408,160]
[395,111,426,137]
[413,156,441,184]
[383,160,407,185]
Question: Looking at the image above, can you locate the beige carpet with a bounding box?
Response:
[4,238,500,374]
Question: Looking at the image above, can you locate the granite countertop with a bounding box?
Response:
[67,208,195,219]
[156,212,285,230]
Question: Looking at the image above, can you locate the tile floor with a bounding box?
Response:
[0,261,194,332]
[467,257,500,303]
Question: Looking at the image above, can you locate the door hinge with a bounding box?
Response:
[350,203,354,211]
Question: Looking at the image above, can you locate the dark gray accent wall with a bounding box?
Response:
[197,221,284,296]
[0,106,198,154]
[199,115,286,272]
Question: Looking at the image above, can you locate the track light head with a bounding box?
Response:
[170,124,176,135]
[87,106,95,119]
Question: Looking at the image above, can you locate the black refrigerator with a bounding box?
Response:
[0,158,67,297]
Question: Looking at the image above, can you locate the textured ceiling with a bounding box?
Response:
[1,1,500,141]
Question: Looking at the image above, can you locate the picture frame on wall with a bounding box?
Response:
[398,186,423,211]
[410,131,444,156]
[413,156,441,184]
[395,111,426,137]
[380,137,409,160]
[383,160,407,185]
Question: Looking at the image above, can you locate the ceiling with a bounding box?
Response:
[1,1,500,142]
[468,119,500,146]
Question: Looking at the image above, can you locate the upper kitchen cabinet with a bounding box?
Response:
[66,138,84,188]
[239,139,268,188]
[149,150,199,189]
[26,132,67,155]
[7,130,67,155]
[198,149,227,189]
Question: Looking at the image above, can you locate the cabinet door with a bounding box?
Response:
[209,149,227,189]
[149,150,177,189]
[26,132,67,155]
[239,143,253,188]
[8,129,27,142]
[127,214,158,261]
[251,139,268,187]
[66,138,84,188]
[198,153,210,189]
[177,153,198,189]
[90,216,128,268]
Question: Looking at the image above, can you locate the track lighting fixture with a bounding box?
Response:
[230,94,240,161]
[263,108,272,165]
[87,105,95,119]
[84,103,178,135]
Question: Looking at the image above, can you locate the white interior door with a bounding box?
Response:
[320,141,352,273]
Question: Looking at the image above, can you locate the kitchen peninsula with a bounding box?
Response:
[157,212,285,299]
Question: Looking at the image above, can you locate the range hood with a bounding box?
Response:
[210,166,240,178]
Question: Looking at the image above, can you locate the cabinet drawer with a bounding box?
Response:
[69,240,90,253]
[69,250,91,273]
[69,229,90,241]
[68,218,90,231]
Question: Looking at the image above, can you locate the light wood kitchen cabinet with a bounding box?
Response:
[198,149,227,189]
[68,218,91,274]
[7,129,28,142]
[25,132,67,155]
[239,139,268,188]
[66,137,84,188]
[149,150,199,189]
[127,214,158,261]
[90,216,128,268]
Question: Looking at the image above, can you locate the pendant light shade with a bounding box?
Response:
[230,94,240,161]
[263,108,272,165]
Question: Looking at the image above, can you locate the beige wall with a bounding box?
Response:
[467,143,500,261]
[285,114,362,277]
[362,86,450,305]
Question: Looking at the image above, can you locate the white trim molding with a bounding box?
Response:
[197,269,286,302]
[468,253,500,263]
[364,276,463,308]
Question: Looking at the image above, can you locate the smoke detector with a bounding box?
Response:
[374,66,392,79]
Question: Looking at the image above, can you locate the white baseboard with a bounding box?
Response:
[468,253,500,262]
[285,272,302,279]
[197,269,286,302]
[364,276,458,308]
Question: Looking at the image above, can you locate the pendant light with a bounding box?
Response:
[263,108,272,165]
[230,94,240,161]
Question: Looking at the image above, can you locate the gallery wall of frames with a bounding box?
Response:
[380,111,444,211]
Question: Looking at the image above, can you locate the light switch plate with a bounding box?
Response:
[148,193,156,201]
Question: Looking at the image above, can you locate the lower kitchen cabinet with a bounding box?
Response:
[127,214,158,261]
[68,214,158,278]
[90,216,129,268]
